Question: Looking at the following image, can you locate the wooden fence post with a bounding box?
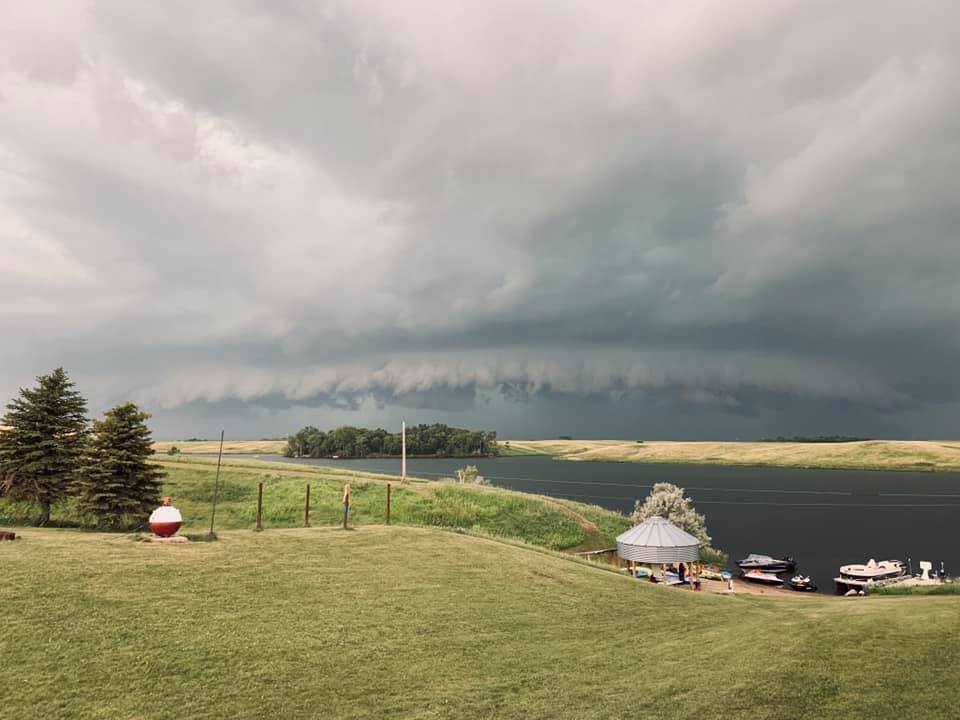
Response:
[304,484,311,527]
[386,483,392,525]
[256,482,263,531]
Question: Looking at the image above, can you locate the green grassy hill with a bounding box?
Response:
[0,456,628,552]
[3,525,959,719]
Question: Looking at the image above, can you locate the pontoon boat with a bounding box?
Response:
[834,559,906,593]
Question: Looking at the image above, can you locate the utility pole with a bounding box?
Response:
[208,429,224,537]
[401,420,407,483]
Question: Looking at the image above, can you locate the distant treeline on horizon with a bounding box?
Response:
[285,423,498,459]
[760,435,872,443]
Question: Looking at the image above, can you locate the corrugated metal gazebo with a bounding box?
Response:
[616,516,701,584]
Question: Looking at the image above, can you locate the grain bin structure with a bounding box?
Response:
[616,515,700,564]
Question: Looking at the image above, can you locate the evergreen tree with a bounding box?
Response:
[0,368,89,525]
[77,402,165,530]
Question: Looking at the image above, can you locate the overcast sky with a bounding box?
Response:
[2,2,959,440]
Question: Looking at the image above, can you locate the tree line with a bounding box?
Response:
[0,368,163,528]
[285,423,499,459]
[760,435,871,443]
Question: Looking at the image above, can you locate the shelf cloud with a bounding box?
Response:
[2,1,959,438]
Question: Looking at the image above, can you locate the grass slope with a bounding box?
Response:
[3,526,959,719]
[505,439,960,472]
[154,439,287,454]
[0,456,628,552]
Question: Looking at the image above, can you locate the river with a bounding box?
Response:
[250,453,960,587]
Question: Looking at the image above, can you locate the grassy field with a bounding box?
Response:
[503,439,960,472]
[154,439,287,454]
[870,583,960,596]
[0,456,628,552]
[3,526,959,719]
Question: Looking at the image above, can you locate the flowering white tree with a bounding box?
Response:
[455,465,489,486]
[631,482,711,546]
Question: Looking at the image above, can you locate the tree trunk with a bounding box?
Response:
[37,500,51,527]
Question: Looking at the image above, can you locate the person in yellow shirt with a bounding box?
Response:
[342,483,351,528]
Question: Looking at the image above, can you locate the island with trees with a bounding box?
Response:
[285,424,499,459]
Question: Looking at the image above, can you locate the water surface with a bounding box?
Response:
[252,453,960,587]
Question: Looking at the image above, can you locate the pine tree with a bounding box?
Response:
[0,368,89,525]
[77,402,165,530]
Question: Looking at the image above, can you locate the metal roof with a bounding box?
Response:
[616,516,700,563]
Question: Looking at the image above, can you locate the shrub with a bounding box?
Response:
[456,465,489,486]
[699,546,729,567]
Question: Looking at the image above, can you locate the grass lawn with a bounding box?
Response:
[2,526,959,719]
[504,439,960,472]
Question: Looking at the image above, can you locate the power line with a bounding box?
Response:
[344,466,848,493]
[548,491,960,508]
[389,469,855,496]
[879,492,960,498]
[270,458,960,501]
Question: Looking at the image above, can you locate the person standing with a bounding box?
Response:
[341,483,351,528]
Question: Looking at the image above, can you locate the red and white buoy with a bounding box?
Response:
[149,496,182,537]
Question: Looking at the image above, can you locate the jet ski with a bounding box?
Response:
[736,553,796,573]
[787,574,818,592]
[741,569,783,585]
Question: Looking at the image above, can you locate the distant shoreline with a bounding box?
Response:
[152,439,495,460]
[153,438,960,473]
[500,439,960,473]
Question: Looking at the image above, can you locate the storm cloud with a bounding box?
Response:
[2,1,959,439]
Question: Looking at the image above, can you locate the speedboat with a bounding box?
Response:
[787,575,817,592]
[736,554,796,573]
[834,559,906,593]
[741,569,783,585]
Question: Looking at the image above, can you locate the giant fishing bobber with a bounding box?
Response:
[149,497,183,537]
